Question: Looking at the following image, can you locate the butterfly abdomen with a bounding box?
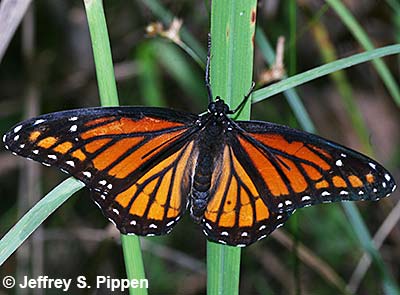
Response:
[190,123,225,223]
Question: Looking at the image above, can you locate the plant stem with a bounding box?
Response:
[207,0,257,294]
[84,1,147,294]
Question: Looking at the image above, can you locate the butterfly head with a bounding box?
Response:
[208,97,230,117]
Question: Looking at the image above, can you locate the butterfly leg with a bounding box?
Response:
[229,81,256,116]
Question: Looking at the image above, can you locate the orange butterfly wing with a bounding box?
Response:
[4,107,199,235]
[202,144,291,246]
[234,121,396,213]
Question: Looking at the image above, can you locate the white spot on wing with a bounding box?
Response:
[335,159,343,167]
[149,224,157,229]
[221,231,229,236]
[2,134,7,143]
[259,225,266,231]
[321,191,331,197]
[69,116,78,121]
[69,125,78,132]
[13,135,19,141]
[48,154,57,160]
[33,150,39,154]
[384,174,391,181]
[285,200,292,206]
[66,160,75,167]
[99,180,107,185]
[301,195,311,202]
[166,220,175,227]
[13,125,22,133]
[83,171,92,178]
[258,235,267,241]
[369,163,376,169]
[34,119,46,125]
[107,183,113,190]
[130,220,137,225]
[112,208,119,215]
[340,190,349,195]
[241,232,248,237]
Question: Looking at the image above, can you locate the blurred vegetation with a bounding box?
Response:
[0,0,399,294]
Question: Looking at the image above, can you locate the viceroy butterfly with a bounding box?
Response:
[3,67,397,246]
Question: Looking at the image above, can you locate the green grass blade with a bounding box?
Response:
[252,44,400,103]
[326,0,400,106]
[0,178,84,266]
[207,243,241,295]
[207,0,257,294]
[84,0,118,106]
[84,1,147,293]
[121,235,147,295]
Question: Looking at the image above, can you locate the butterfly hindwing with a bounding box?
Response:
[92,141,196,235]
[4,107,199,235]
[202,143,292,246]
[235,120,396,213]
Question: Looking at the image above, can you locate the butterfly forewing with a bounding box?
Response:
[235,121,396,213]
[4,107,199,235]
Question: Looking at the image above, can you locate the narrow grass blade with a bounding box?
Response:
[0,178,84,266]
[326,0,400,106]
[84,0,118,106]
[121,235,148,295]
[252,44,400,103]
[207,243,241,295]
[208,0,257,294]
[84,1,146,292]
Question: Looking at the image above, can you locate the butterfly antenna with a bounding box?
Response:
[205,33,213,103]
[229,81,256,116]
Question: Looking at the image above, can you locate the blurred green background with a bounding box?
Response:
[0,0,399,294]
